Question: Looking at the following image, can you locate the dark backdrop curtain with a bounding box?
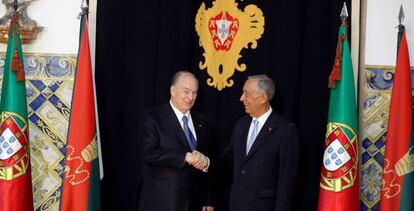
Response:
[95,0,352,210]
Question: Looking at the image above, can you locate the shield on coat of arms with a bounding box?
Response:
[0,115,29,168]
[0,128,23,160]
[319,123,358,192]
[321,125,356,179]
[208,11,239,51]
[323,139,351,171]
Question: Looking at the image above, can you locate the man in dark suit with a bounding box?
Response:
[222,75,299,211]
[138,71,214,211]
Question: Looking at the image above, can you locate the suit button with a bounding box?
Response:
[241,170,246,174]
[239,186,243,190]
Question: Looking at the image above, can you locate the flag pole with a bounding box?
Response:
[397,5,405,56]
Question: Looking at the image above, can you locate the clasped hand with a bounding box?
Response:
[185,150,208,170]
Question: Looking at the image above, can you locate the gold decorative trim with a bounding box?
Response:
[195,0,264,90]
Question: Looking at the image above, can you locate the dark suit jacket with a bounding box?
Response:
[138,103,212,211]
[222,111,299,211]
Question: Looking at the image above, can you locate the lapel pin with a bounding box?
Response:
[199,124,202,128]
[268,127,272,131]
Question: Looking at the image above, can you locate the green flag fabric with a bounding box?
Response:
[318,23,359,211]
[0,15,34,211]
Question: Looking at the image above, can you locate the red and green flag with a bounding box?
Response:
[60,12,101,211]
[380,25,413,211]
[0,14,34,211]
[317,20,359,211]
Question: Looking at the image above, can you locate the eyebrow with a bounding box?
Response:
[182,87,198,92]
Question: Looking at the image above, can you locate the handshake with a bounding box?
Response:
[185,150,209,171]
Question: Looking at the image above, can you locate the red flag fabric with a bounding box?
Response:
[380,30,412,211]
[60,15,100,211]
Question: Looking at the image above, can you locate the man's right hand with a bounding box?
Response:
[185,151,208,170]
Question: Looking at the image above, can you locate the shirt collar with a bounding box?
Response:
[170,100,191,121]
[253,106,273,126]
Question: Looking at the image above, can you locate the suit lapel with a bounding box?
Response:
[239,117,251,159]
[163,104,192,150]
[192,114,204,150]
[244,112,278,162]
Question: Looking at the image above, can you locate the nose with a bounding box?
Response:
[240,93,245,102]
[188,93,196,101]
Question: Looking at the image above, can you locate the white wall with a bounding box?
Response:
[365,0,414,65]
[0,0,81,54]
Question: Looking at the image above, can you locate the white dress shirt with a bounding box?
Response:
[170,101,197,140]
[247,106,273,144]
[170,101,209,172]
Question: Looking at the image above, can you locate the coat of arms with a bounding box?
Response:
[195,0,264,90]
[0,115,30,180]
[320,122,358,192]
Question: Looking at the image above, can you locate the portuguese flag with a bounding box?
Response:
[317,21,359,211]
[60,13,101,211]
[0,14,34,211]
[380,26,413,211]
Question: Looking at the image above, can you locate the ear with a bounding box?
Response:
[260,93,269,103]
[170,85,175,97]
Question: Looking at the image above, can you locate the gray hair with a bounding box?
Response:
[171,71,198,86]
[248,74,275,100]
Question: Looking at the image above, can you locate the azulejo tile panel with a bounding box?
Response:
[0,53,76,211]
[360,65,414,211]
